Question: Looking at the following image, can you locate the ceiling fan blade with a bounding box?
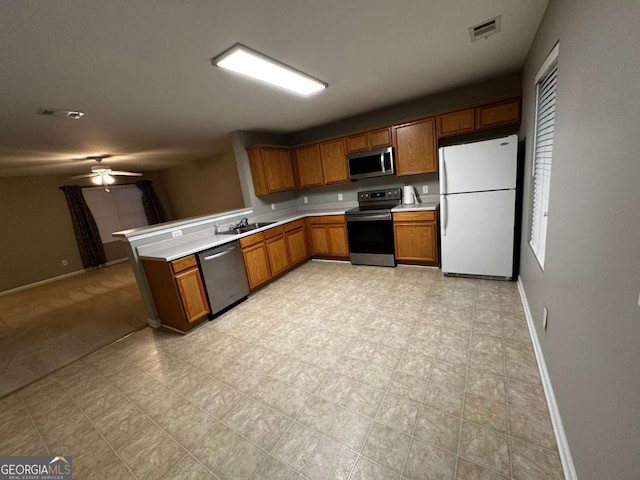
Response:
[109,171,143,176]
[69,173,97,179]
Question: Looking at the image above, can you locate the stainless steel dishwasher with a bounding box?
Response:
[197,241,249,317]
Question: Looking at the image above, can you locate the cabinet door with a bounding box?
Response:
[286,227,308,265]
[295,144,324,188]
[393,222,437,264]
[242,243,272,289]
[277,149,296,190]
[368,127,392,148]
[476,98,521,130]
[346,133,368,153]
[327,224,349,257]
[247,148,269,196]
[263,148,294,192]
[320,138,349,184]
[437,108,475,137]
[310,226,330,255]
[394,117,437,175]
[175,268,210,324]
[266,235,290,277]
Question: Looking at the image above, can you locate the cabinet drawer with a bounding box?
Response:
[284,219,305,232]
[308,215,345,225]
[263,225,284,240]
[171,255,197,274]
[393,211,435,222]
[239,232,265,248]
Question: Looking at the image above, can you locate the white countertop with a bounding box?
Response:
[138,201,439,262]
[138,207,352,262]
[391,201,439,212]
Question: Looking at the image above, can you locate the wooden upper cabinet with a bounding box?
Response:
[437,108,476,137]
[394,117,437,175]
[294,144,324,188]
[476,98,521,130]
[346,127,392,154]
[246,146,295,195]
[368,127,392,149]
[346,133,368,154]
[319,138,349,184]
[263,148,295,192]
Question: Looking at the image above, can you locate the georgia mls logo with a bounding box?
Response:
[0,455,72,480]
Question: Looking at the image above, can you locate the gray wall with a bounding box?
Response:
[289,73,522,145]
[518,1,640,478]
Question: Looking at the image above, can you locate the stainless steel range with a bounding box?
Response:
[345,187,402,267]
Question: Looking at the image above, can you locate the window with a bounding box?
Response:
[83,185,148,243]
[529,42,559,268]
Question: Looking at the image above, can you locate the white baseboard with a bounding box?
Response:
[0,257,130,296]
[0,269,86,296]
[517,276,578,480]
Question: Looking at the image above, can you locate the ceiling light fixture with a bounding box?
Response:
[212,43,327,96]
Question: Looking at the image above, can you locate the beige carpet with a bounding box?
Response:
[0,261,147,397]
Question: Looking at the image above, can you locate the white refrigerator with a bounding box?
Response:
[439,134,518,278]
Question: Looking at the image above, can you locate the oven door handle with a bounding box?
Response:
[346,214,392,222]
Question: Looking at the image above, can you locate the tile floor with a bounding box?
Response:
[0,261,564,479]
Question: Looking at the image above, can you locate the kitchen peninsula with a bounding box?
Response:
[115,200,439,332]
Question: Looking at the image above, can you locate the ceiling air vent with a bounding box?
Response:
[469,15,501,42]
[36,108,85,119]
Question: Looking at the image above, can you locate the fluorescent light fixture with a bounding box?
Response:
[212,44,327,96]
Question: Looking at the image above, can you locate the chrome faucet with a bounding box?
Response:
[230,217,249,230]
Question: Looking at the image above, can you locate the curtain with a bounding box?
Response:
[60,186,106,268]
[136,180,167,225]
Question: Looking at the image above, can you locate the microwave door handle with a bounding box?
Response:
[380,153,385,173]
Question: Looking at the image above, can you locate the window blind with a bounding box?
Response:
[529,61,558,268]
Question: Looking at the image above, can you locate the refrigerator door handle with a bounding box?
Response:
[441,194,447,236]
[438,147,446,195]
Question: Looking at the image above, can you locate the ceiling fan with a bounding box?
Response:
[69,155,142,190]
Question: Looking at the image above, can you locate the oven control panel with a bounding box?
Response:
[358,188,402,203]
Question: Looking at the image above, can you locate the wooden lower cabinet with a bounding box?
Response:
[265,234,290,277]
[308,215,349,258]
[241,242,271,289]
[284,220,309,266]
[142,255,210,332]
[393,211,439,266]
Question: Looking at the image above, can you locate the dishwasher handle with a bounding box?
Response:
[203,246,236,261]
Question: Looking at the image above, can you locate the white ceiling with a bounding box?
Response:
[0,0,548,177]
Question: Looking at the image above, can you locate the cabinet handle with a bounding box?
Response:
[203,247,235,261]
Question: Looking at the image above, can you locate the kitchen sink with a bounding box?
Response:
[218,222,276,235]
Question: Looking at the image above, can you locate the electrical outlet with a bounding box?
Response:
[338,193,343,201]
[543,307,548,330]
[171,230,182,238]
[303,196,308,204]
[637,291,640,307]
[271,203,276,210]
[61,259,69,266]
[422,185,429,194]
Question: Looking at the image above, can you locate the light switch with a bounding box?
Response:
[338,193,343,201]
[303,196,308,204]
[637,291,640,307]
[271,203,276,210]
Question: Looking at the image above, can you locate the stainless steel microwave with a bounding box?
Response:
[347,147,395,180]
